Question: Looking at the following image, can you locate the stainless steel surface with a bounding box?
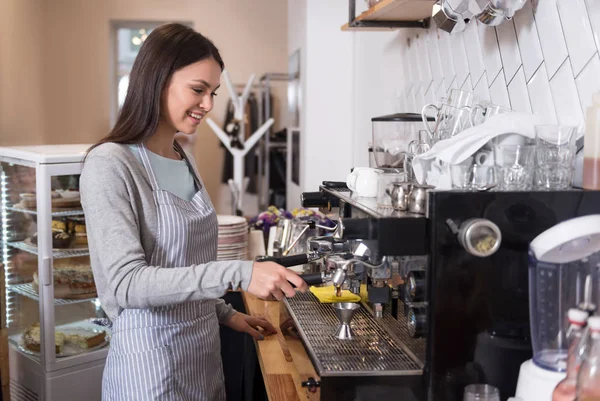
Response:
[361,299,427,365]
[408,184,435,215]
[457,218,502,257]
[284,292,423,376]
[321,185,426,220]
[386,182,412,211]
[433,0,526,32]
[333,302,360,340]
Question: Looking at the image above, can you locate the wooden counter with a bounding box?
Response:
[241,292,320,401]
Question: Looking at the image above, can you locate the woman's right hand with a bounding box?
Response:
[247,261,309,301]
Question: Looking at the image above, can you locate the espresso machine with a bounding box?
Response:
[274,185,600,401]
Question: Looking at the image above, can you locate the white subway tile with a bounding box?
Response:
[477,21,503,83]
[557,0,597,77]
[473,72,491,104]
[449,31,470,92]
[586,0,600,51]
[550,59,585,128]
[508,66,532,113]
[427,28,444,91]
[406,85,416,113]
[489,69,511,109]
[435,78,447,100]
[513,0,544,82]
[415,86,426,112]
[436,30,457,92]
[527,62,558,123]
[463,21,486,86]
[533,0,568,78]
[415,31,433,90]
[576,54,600,122]
[496,20,523,84]
[461,74,473,92]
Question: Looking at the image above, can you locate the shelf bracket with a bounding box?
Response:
[348,0,431,29]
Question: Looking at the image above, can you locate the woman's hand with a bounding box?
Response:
[222,312,277,340]
[247,261,309,301]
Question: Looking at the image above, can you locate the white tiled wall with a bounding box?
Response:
[397,0,600,130]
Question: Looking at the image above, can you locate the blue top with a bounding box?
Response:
[128,145,196,201]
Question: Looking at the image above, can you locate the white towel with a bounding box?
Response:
[412,112,548,185]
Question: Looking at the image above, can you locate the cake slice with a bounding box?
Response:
[64,330,106,349]
[22,323,65,354]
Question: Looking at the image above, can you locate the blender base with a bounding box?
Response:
[515,359,565,401]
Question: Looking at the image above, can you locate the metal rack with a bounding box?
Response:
[5,205,84,218]
[284,291,423,376]
[8,283,97,306]
[257,72,295,211]
[6,241,90,259]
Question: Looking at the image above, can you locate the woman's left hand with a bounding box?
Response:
[223,312,278,340]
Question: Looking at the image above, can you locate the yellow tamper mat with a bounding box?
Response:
[309,286,361,303]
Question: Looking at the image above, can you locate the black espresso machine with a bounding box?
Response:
[271,184,600,401]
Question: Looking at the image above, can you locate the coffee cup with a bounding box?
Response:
[346,167,382,197]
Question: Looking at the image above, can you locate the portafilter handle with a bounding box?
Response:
[256,253,320,267]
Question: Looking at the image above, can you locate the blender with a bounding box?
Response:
[371,113,433,170]
[515,214,600,401]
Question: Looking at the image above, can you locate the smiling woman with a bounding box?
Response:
[80,22,308,401]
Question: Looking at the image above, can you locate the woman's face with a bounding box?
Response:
[160,57,221,135]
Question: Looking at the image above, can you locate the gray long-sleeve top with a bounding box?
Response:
[80,142,254,322]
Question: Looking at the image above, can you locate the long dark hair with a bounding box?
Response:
[87,23,224,155]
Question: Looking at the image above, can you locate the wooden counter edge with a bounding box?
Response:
[241,291,320,401]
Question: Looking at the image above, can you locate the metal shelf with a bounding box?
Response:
[6,241,90,259]
[320,185,424,220]
[318,185,428,256]
[6,205,85,217]
[8,283,97,306]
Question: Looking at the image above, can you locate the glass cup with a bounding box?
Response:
[451,162,496,190]
[470,102,512,126]
[433,105,472,141]
[463,384,500,401]
[493,140,536,191]
[534,125,577,190]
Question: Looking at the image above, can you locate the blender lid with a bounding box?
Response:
[530,214,600,263]
[371,113,434,122]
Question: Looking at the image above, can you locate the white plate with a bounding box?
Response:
[217,215,247,227]
[18,322,110,358]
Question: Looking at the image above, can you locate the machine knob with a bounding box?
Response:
[456,218,502,257]
[406,270,426,302]
[407,305,427,338]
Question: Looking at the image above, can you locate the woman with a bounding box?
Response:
[80,23,308,401]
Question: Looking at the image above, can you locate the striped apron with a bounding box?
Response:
[102,142,225,401]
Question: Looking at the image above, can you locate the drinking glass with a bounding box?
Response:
[463,384,500,401]
[451,162,496,190]
[493,140,535,191]
[534,125,577,190]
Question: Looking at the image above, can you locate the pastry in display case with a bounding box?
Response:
[0,144,107,401]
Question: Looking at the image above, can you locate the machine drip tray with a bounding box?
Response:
[284,292,424,377]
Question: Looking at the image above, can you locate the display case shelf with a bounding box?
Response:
[6,205,85,217]
[7,241,90,259]
[8,283,97,306]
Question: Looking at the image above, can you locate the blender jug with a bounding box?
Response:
[371,113,434,169]
[516,214,600,401]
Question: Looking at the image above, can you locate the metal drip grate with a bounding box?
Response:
[285,292,423,377]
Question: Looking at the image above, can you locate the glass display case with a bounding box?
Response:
[0,145,107,401]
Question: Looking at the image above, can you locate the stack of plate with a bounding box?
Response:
[217,215,248,261]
